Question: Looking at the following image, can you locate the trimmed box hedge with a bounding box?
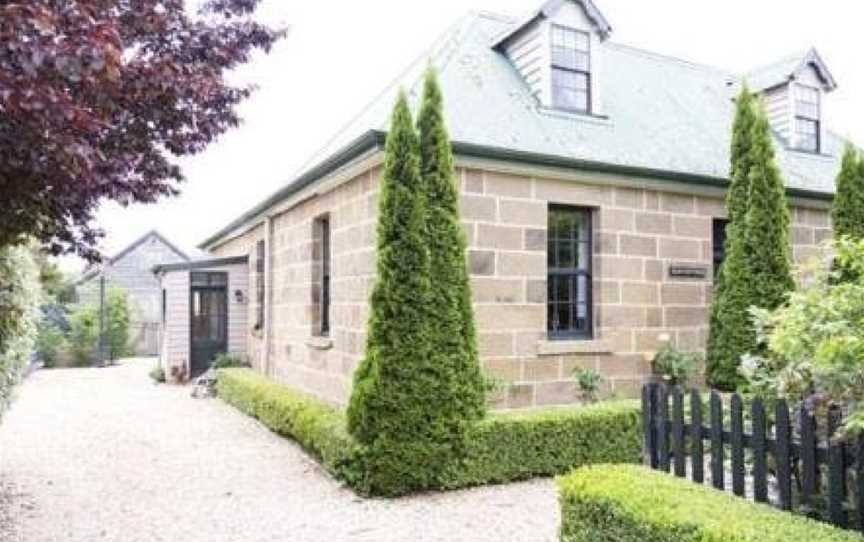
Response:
[559,465,862,542]
[443,402,642,488]
[215,368,365,485]
[217,368,642,496]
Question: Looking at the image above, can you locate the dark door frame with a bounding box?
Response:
[189,272,229,377]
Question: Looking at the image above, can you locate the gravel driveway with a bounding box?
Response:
[0,360,558,542]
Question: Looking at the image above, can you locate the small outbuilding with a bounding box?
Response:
[153,256,249,381]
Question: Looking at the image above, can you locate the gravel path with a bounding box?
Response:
[0,360,558,542]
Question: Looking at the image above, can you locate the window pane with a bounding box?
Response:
[547,206,593,339]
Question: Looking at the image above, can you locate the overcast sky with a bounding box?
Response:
[62,0,864,272]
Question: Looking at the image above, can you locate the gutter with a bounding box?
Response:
[198,129,834,249]
[152,255,249,275]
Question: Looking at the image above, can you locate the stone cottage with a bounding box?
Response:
[180,0,845,407]
[77,230,190,356]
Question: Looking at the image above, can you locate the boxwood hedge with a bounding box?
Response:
[215,368,365,486]
[559,464,862,542]
[217,368,642,496]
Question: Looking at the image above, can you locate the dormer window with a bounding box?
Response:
[794,84,821,153]
[551,25,591,113]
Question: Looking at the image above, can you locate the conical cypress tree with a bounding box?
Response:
[707,86,758,390]
[415,67,486,452]
[345,91,440,496]
[742,106,794,309]
[833,146,864,239]
[726,86,757,224]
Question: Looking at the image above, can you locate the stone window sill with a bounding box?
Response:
[536,339,612,356]
[306,336,334,351]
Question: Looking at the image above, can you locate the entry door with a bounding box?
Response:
[190,272,228,376]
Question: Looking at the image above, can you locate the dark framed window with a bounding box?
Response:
[548,206,593,340]
[255,240,265,330]
[161,289,167,325]
[315,215,331,336]
[795,85,820,153]
[551,25,591,114]
[712,218,729,282]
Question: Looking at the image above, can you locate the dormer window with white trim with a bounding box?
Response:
[794,84,821,153]
[551,25,591,113]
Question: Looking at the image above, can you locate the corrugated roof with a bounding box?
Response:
[202,10,852,248]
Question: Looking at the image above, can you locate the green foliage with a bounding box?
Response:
[442,402,642,489]
[211,353,248,369]
[708,94,793,391]
[0,246,41,418]
[36,321,66,368]
[104,288,131,361]
[149,366,166,383]
[218,368,366,485]
[66,289,131,365]
[742,237,864,433]
[832,146,864,240]
[219,368,642,496]
[559,464,860,542]
[68,305,99,366]
[652,344,700,386]
[348,83,470,496]
[573,368,604,403]
[726,85,757,225]
[414,66,486,460]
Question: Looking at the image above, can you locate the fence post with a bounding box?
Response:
[731,394,745,496]
[752,398,768,503]
[800,404,818,515]
[710,391,724,490]
[690,389,704,483]
[657,384,670,472]
[775,400,793,511]
[855,434,864,533]
[827,406,847,528]
[673,387,686,477]
[642,385,652,466]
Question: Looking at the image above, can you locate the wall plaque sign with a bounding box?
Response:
[668,264,709,280]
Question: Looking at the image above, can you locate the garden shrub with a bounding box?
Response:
[559,464,861,542]
[743,237,864,433]
[443,401,642,488]
[68,304,99,366]
[36,321,66,368]
[211,353,248,369]
[347,90,448,496]
[104,288,131,361]
[708,91,793,391]
[65,288,131,365]
[217,368,365,485]
[0,246,41,419]
[832,146,864,241]
[218,369,643,496]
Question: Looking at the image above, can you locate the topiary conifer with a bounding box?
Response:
[707,86,758,390]
[345,90,441,496]
[415,66,487,468]
[833,146,864,240]
[741,105,794,309]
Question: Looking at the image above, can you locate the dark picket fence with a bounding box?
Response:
[642,383,864,533]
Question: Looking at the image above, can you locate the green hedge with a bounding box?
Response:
[217,368,642,496]
[443,402,642,488]
[559,465,861,542]
[216,369,365,486]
